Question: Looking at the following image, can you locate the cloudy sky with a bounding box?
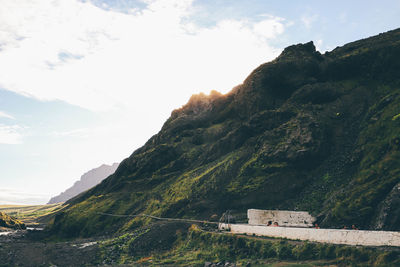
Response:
[0,0,399,205]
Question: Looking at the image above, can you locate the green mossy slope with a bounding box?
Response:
[49,28,400,237]
[96,224,400,266]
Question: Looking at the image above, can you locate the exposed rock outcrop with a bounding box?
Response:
[373,182,400,230]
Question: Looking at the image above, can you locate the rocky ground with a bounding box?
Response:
[0,230,100,267]
[1,225,399,266]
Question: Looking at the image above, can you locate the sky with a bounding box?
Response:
[0,0,399,205]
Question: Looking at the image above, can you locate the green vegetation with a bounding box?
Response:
[0,203,64,225]
[325,91,400,228]
[0,211,25,229]
[96,224,400,266]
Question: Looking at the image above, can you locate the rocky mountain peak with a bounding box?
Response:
[277,41,321,61]
[48,163,119,204]
[170,90,223,119]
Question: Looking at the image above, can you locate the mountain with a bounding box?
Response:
[48,163,119,204]
[0,211,25,230]
[50,28,400,237]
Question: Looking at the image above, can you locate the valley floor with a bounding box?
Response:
[0,230,100,267]
[0,205,399,266]
[0,224,399,266]
[0,203,64,226]
[0,229,342,267]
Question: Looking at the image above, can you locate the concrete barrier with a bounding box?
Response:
[219,223,400,247]
[248,209,316,227]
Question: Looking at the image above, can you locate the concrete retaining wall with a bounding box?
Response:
[219,223,400,247]
[248,209,316,227]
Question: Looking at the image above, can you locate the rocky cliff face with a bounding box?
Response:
[50,29,400,237]
[48,163,119,204]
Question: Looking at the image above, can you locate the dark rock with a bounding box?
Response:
[372,182,400,230]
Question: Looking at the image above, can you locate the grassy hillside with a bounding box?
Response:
[95,223,400,266]
[0,203,64,225]
[0,211,25,230]
[49,28,400,238]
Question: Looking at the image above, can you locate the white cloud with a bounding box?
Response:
[301,14,318,29]
[0,0,286,113]
[0,111,14,119]
[0,0,288,201]
[0,124,23,144]
[253,16,285,38]
[50,128,91,138]
[315,39,324,52]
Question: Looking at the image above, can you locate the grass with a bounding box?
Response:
[95,224,400,266]
[0,203,64,225]
[0,211,26,229]
[327,91,400,227]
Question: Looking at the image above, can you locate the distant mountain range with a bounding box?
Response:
[48,163,119,204]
